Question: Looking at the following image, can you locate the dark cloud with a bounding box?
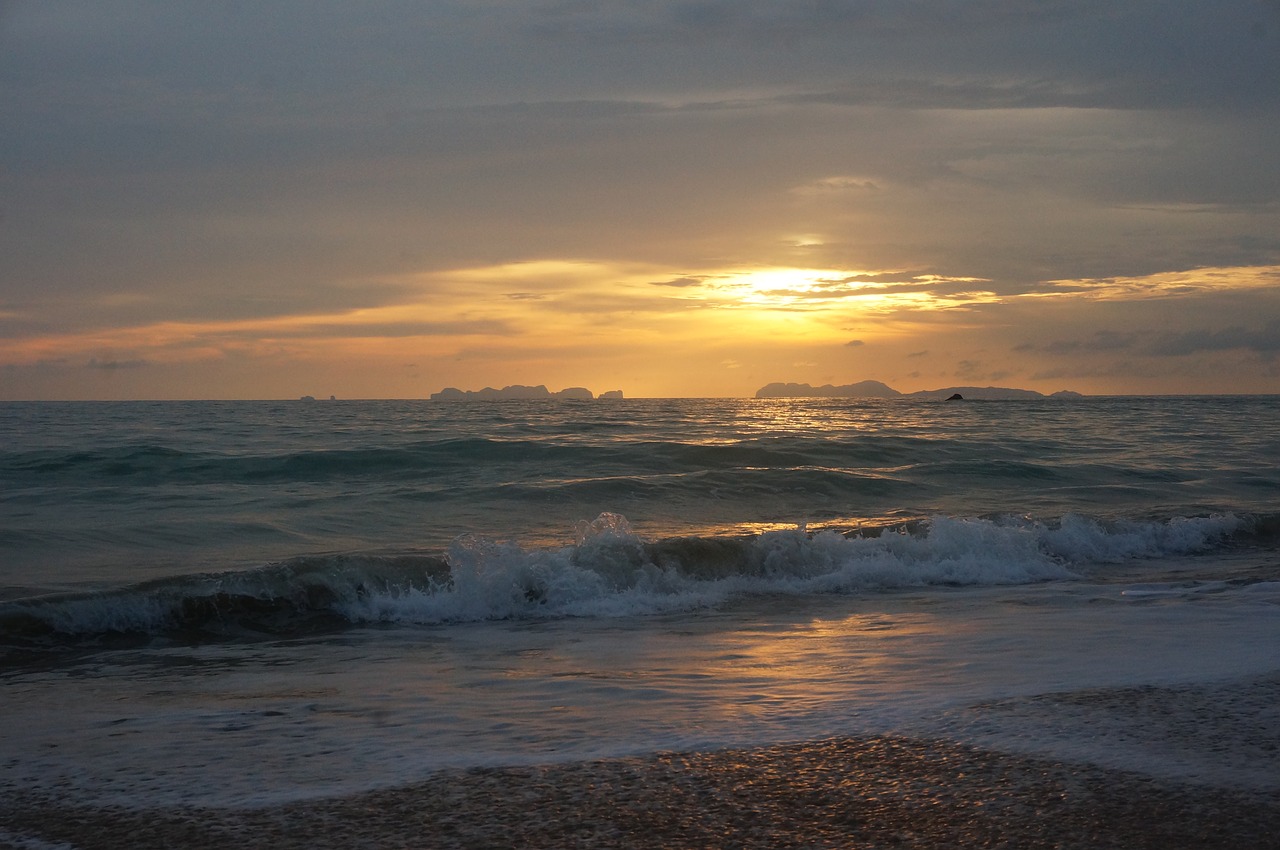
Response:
[1029,360,1172,381]
[1021,330,1138,355]
[517,2,1277,109]
[1146,321,1280,358]
[650,276,707,288]
[786,79,1102,111]
[87,358,149,370]
[3,358,69,371]
[954,360,983,376]
[845,339,864,347]
[257,320,515,340]
[521,0,1122,42]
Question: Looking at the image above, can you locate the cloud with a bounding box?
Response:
[3,2,1279,398]
[649,276,707,288]
[1029,363,1148,381]
[3,357,68,371]
[1032,266,1280,302]
[264,320,514,340]
[792,176,881,195]
[87,358,149,370]
[1019,330,1138,355]
[1146,321,1280,358]
[845,339,865,347]
[784,78,1105,111]
[519,0,1122,44]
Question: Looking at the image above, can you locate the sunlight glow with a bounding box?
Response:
[10,253,1277,400]
[0,261,996,370]
[1032,265,1280,301]
[703,267,996,314]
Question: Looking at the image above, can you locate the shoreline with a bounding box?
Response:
[4,735,1277,850]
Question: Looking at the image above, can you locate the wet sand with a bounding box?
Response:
[3,735,1277,850]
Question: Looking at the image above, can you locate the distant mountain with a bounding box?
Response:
[430,384,614,400]
[755,381,1082,400]
[906,385,1047,400]
[756,380,901,399]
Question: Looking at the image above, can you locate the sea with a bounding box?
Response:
[1,396,1278,810]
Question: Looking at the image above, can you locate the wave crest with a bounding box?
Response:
[0,512,1251,650]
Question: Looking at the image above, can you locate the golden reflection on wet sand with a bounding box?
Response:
[3,734,1276,850]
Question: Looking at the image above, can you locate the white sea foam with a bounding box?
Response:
[337,512,1241,626]
[1037,512,1243,562]
[6,571,1278,808]
[2,511,1250,640]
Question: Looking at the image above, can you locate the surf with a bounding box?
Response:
[1,511,1252,658]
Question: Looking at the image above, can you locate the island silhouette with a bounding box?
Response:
[431,385,624,400]
[755,381,1083,400]
[427,382,1082,400]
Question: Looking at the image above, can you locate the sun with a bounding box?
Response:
[708,267,860,308]
[730,268,848,305]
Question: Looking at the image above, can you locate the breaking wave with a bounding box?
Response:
[0,511,1256,654]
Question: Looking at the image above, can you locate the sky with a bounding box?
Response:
[2,1,1279,399]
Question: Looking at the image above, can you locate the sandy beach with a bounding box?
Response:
[3,734,1277,850]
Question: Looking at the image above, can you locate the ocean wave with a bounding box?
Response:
[2,441,524,484]
[0,511,1257,652]
[0,434,1040,488]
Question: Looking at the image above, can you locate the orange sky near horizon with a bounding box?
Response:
[4,260,1277,399]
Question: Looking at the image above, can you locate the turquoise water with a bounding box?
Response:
[1,397,1277,807]
[2,396,1276,596]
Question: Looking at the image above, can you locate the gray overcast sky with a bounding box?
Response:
[2,1,1279,398]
